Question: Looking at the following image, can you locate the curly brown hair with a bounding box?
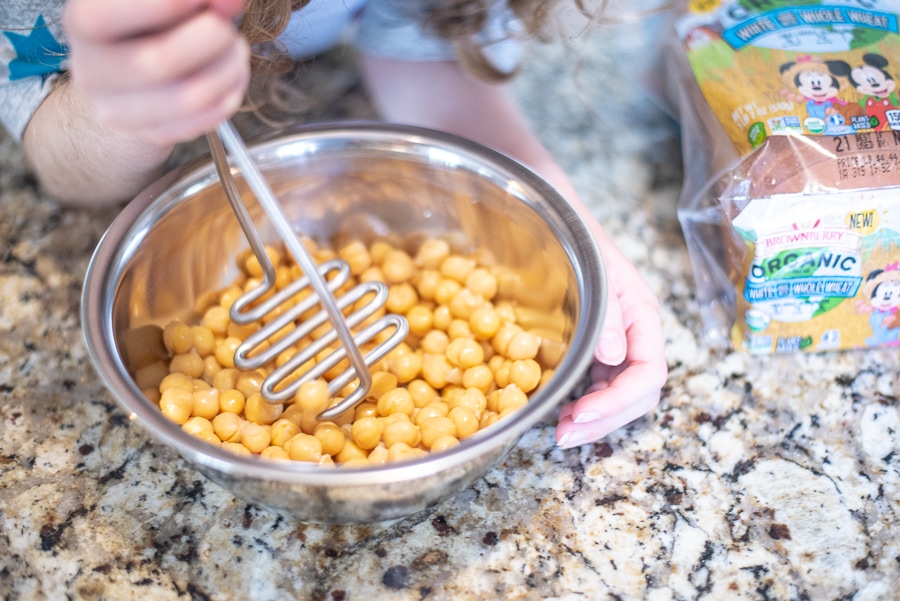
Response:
[239,0,592,118]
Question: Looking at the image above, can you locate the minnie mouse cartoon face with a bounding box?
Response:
[847,53,896,99]
[869,275,900,312]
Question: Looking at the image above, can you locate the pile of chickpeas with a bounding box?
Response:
[140,237,555,467]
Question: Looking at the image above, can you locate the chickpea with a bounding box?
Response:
[218,388,246,414]
[448,406,480,439]
[377,388,415,417]
[434,279,462,306]
[407,379,439,408]
[294,379,330,414]
[218,285,245,312]
[509,359,542,393]
[465,268,498,300]
[369,240,393,266]
[214,337,241,369]
[382,418,420,448]
[338,240,372,276]
[422,353,454,389]
[270,418,301,447]
[235,369,267,399]
[420,416,457,449]
[497,385,528,413]
[468,306,501,340]
[240,422,271,454]
[314,422,346,456]
[222,442,253,457]
[440,255,475,283]
[414,403,448,426]
[448,288,483,320]
[202,356,222,382]
[445,338,484,369]
[212,367,240,391]
[159,387,193,425]
[432,305,453,331]
[429,435,460,453]
[213,412,243,442]
[381,249,415,283]
[368,371,400,401]
[336,439,368,464]
[415,239,450,269]
[506,331,542,361]
[386,442,419,463]
[420,330,450,355]
[353,401,379,421]
[462,365,493,393]
[260,446,290,460]
[182,416,214,437]
[359,265,385,284]
[388,351,423,384]
[159,372,194,394]
[386,283,418,314]
[450,387,488,415]
[367,444,389,465]
[244,245,281,278]
[202,305,230,336]
[414,269,442,300]
[190,325,217,357]
[169,351,204,379]
[447,319,474,341]
[405,305,434,337]
[163,321,194,355]
[491,322,523,356]
[244,392,283,425]
[480,411,500,430]
[283,433,323,462]
[351,416,384,450]
[493,359,513,388]
[191,388,220,420]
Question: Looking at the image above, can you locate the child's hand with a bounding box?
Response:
[64,0,249,146]
[555,220,668,448]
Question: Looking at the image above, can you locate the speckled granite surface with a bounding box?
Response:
[2,19,900,601]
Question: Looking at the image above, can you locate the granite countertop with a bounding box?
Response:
[2,16,899,601]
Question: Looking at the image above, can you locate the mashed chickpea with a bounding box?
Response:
[151,238,556,466]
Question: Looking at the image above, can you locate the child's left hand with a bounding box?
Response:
[554,220,668,448]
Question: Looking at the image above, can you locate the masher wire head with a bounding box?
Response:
[230,255,409,419]
[206,123,409,422]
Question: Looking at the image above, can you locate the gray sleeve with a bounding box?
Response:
[0,3,68,141]
[354,0,522,72]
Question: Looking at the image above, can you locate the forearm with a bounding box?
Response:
[22,78,175,207]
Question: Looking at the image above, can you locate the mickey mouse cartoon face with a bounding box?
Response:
[780,58,846,103]
[848,53,896,98]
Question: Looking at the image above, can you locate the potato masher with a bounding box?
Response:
[206,121,409,420]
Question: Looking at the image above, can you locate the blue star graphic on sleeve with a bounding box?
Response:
[4,15,68,82]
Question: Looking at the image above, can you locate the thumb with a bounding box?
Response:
[594,283,627,366]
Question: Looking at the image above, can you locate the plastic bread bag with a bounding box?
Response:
[666,0,900,354]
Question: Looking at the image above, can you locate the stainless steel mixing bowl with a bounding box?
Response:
[81,122,605,524]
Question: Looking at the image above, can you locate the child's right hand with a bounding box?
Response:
[63,0,250,146]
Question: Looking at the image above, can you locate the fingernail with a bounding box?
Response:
[557,431,588,448]
[573,411,599,424]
